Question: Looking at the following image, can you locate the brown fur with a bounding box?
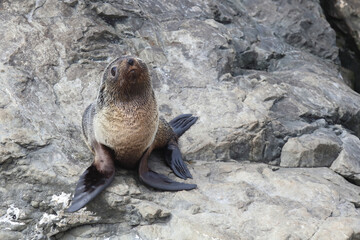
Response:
[83,57,174,169]
[153,117,177,149]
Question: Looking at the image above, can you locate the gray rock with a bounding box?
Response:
[323,0,360,53]
[1,0,360,239]
[59,163,360,240]
[0,230,23,240]
[280,128,342,167]
[312,217,360,240]
[331,132,360,185]
[137,202,171,224]
[321,0,360,92]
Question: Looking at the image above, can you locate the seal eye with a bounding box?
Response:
[111,67,117,77]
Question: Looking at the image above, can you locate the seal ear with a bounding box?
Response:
[67,143,115,213]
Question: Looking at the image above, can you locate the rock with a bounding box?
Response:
[280,128,342,167]
[312,217,360,240]
[0,205,26,232]
[0,230,23,240]
[322,0,360,53]
[331,132,360,185]
[321,0,360,92]
[137,202,170,224]
[1,0,360,239]
[59,163,360,240]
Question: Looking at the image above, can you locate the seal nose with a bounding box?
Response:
[127,58,134,66]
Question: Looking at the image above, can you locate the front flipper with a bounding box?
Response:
[169,114,198,138]
[165,143,192,180]
[67,142,115,213]
[139,147,197,191]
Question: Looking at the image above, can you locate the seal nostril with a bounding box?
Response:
[127,58,134,66]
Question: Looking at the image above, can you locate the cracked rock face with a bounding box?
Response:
[280,128,342,167]
[1,0,360,239]
[321,0,360,92]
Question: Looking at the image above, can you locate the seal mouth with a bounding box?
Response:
[126,66,139,83]
[127,67,138,76]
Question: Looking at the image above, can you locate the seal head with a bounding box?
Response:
[98,56,151,107]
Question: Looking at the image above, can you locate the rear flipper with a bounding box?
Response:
[139,148,197,191]
[165,143,192,180]
[67,142,115,213]
[169,114,198,138]
[167,114,197,179]
[140,171,196,191]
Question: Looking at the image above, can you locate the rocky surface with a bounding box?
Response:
[331,131,360,185]
[321,0,360,91]
[322,0,360,53]
[280,127,342,167]
[1,0,360,239]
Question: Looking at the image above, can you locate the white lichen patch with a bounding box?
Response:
[32,192,102,239]
[0,205,25,229]
[38,213,59,226]
[50,192,71,209]
[34,212,61,240]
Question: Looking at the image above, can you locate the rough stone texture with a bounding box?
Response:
[323,0,360,52]
[1,0,360,239]
[44,163,360,240]
[280,128,342,167]
[312,217,360,240]
[321,0,360,92]
[331,131,360,185]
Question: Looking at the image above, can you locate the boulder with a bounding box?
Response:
[1,0,360,239]
[331,132,360,185]
[280,128,342,167]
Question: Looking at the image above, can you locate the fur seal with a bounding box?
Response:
[67,56,198,212]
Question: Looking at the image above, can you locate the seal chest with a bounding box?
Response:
[94,102,159,166]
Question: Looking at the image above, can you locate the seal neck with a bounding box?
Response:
[117,81,152,103]
[97,81,154,109]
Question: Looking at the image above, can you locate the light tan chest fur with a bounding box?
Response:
[93,103,159,166]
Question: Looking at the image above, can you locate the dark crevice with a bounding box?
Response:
[320,0,360,93]
[99,14,128,27]
[211,4,232,24]
[299,112,336,125]
[343,175,360,187]
[352,201,360,209]
[229,50,285,77]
